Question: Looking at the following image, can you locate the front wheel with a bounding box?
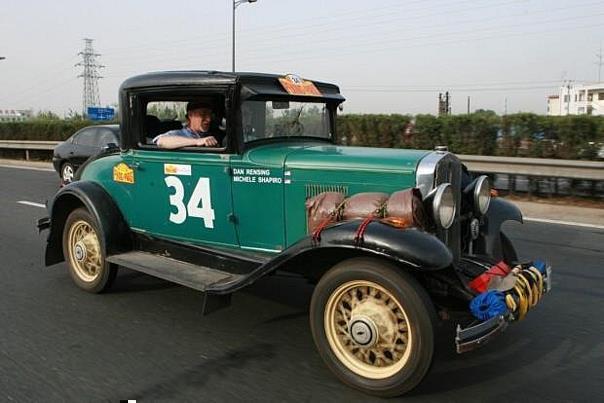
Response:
[310,258,435,397]
[62,208,117,293]
[61,162,75,184]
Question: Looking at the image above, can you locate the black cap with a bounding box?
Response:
[186,101,213,113]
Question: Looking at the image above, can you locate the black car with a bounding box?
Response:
[53,124,120,183]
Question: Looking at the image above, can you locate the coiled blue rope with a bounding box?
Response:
[470,290,509,321]
[532,260,547,275]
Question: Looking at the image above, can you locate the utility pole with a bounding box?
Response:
[438,92,451,116]
[467,96,470,114]
[75,38,104,116]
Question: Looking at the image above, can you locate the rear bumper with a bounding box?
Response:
[455,263,552,353]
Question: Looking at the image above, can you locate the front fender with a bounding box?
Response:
[275,220,452,272]
[42,181,131,266]
[477,198,523,258]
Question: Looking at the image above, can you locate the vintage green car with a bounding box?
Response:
[38,71,551,397]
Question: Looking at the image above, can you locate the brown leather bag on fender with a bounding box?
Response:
[306,192,345,233]
[341,192,389,220]
[384,188,426,229]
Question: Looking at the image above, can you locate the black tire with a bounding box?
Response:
[62,208,117,293]
[61,162,75,184]
[310,257,436,397]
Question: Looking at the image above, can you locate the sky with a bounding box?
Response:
[1,0,603,116]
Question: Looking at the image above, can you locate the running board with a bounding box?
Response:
[107,251,245,293]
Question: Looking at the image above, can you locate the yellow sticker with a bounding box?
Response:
[278,74,322,97]
[113,162,135,184]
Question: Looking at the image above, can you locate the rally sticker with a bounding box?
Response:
[278,74,322,97]
[164,164,192,176]
[113,163,135,184]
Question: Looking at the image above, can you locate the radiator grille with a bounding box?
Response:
[434,154,462,261]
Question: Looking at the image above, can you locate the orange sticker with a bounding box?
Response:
[113,162,135,184]
[278,74,322,97]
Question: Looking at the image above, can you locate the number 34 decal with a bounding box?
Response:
[164,176,215,228]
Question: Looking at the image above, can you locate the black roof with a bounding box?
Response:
[119,70,345,102]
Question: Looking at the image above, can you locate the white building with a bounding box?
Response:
[547,82,604,116]
[0,109,32,122]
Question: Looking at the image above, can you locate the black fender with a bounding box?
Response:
[42,181,132,266]
[211,219,453,294]
[476,198,523,259]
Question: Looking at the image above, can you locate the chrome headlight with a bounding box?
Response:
[432,183,456,229]
[473,175,491,215]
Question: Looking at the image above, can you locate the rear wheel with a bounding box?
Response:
[62,208,117,293]
[310,258,435,397]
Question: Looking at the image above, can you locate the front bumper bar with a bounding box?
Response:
[455,263,552,354]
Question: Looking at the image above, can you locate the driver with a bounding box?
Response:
[154,102,223,149]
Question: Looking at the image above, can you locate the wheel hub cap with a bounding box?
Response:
[74,242,87,262]
[350,315,378,347]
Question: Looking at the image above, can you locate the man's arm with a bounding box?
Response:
[156,135,218,149]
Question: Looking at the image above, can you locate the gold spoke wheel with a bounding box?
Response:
[66,220,102,282]
[324,280,412,379]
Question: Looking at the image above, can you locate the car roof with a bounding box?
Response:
[119,70,345,102]
[79,124,120,134]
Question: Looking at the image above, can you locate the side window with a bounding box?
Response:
[73,128,98,146]
[98,130,118,146]
[141,96,228,150]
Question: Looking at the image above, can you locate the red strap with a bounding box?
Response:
[354,216,375,244]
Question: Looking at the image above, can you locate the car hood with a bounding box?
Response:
[243,142,430,173]
[284,144,430,174]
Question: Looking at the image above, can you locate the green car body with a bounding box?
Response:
[79,144,427,252]
[38,71,551,397]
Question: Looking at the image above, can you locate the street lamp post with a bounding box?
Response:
[232,0,257,72]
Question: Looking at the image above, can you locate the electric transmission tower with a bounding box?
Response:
[75,38,104,116]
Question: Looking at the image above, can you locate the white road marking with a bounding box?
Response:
[17,201,46,208]
[524,217,604,230]
[0,164,54,172]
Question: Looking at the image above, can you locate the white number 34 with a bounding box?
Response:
[164,176,215,228]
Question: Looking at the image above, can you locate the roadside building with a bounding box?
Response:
[0,109,33,122]
[547,82,604,116]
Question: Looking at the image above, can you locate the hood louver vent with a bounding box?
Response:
[305,184,349,199]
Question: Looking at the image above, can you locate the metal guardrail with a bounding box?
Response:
[0,140,602,180]
[458,154,604,181]
[0,140,58,160]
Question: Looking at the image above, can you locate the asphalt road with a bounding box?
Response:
[1,165,603,402]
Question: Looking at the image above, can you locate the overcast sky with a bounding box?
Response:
[1,0,603,116]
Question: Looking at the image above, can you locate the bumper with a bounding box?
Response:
[455,263,552,353]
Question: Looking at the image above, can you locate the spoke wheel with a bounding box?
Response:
[62,208,117,293]
[61,163,74,183]
[66,220,102,282]
[325,280,412,379]
[310,258,436,397]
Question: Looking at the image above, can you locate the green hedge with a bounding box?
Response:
[2,113,604,160]
[338,113,604,160]
[0,120,94,141]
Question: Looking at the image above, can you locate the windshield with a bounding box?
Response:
[241,100,331,143]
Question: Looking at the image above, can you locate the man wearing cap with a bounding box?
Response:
[154,102,222,149]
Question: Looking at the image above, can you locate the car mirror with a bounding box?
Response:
[104,142,119,151]
[272,101,289,110]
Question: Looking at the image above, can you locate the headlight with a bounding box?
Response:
[432,183,456,229]
[473,175,491,215]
